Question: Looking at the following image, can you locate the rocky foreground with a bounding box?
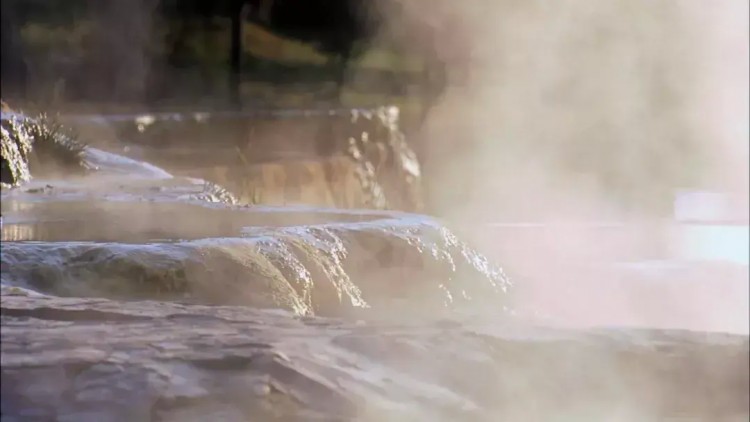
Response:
[1,288,747,421]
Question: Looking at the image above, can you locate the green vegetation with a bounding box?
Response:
[13,13,427,111]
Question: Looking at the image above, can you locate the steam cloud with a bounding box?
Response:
[83,0,748,332]
[368,0,749,333]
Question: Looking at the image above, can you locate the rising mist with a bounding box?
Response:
[364,0,750,332]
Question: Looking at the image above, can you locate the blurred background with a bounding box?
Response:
[2,0,747,218]
[0,0,437,117]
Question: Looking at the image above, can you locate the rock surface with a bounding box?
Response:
[1,288,748,421]
[1,197,511,318]
[65,107,425,211]
[3,103,747,421]
[1,108,88,187]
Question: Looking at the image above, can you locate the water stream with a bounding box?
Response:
[1,108,747,421]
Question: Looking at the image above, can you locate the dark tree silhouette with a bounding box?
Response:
[1,0,29,99]
[242,0,380,102]
[2,0,450,114]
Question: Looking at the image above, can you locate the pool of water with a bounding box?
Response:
[673,223,749,266]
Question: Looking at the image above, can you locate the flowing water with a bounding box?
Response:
[1,116,508,318]
[1,110,747,420]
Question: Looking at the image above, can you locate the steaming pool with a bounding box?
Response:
[1,111,748,421]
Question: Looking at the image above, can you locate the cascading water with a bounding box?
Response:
[64,106,425,211]
[1,105,747,421]
[1,200,511,317]
[1,108,508,317]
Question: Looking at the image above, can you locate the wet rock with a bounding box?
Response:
[1,105,239,208]
[1,107,88,187]
[4,105,424,210]
[343,107,424,212]
[1,202,511,317]
[71,106,425,212]
[1,290,747,421]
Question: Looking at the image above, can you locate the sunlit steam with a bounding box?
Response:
[1,1,747,419]
[352,0,750,334]
[388,0,746,220]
